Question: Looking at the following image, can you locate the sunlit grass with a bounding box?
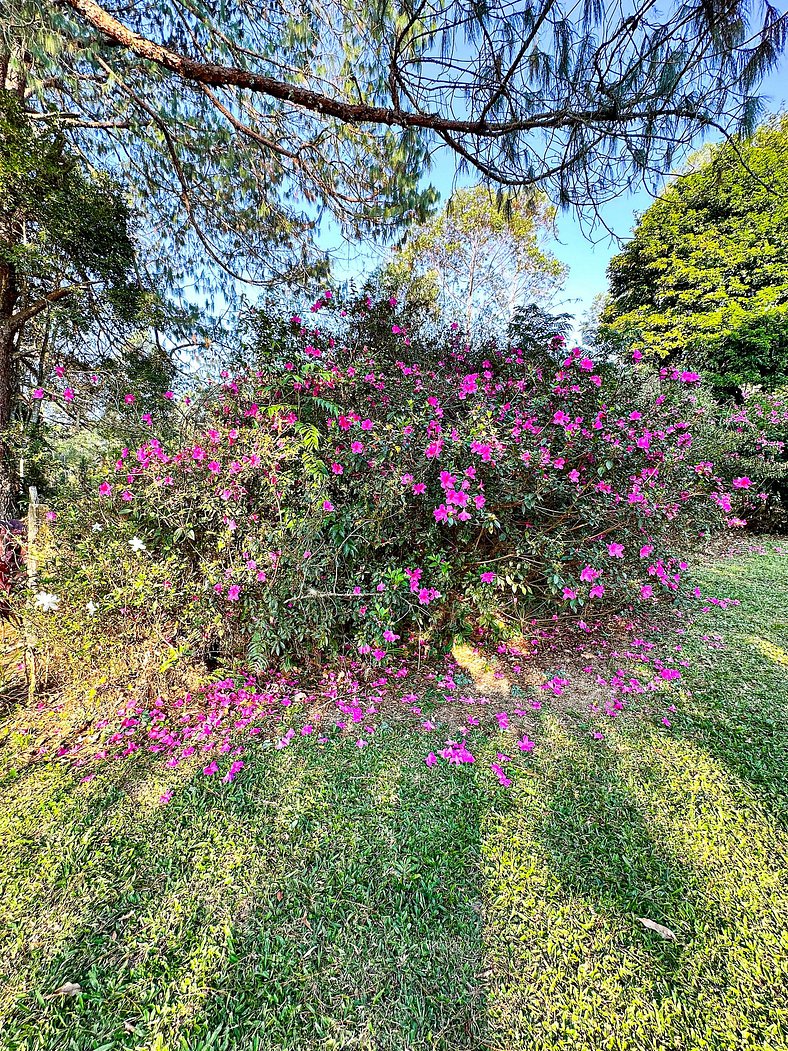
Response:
[1,546,787,1050]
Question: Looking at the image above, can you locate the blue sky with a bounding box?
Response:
[330,63,788,328]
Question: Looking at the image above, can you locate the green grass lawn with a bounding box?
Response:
[1,545,787,1051]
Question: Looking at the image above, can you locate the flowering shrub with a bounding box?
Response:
[718,389,788,526]
[30,295,761,673]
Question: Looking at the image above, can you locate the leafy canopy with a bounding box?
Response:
[0,89,141,332]
[3,0,786,294]
[601,117,788,393]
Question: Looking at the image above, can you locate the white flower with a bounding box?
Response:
[35,592,60,612]
[86,601,98,615]
[92,523,103,533]
[128,536,146,552]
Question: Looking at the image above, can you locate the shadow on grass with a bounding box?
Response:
[2,549,787,1051]
[0,731,489,1051]
[675,552,788,825]
[480,713,788,1050]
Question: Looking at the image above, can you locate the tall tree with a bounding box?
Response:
[388,186,564,330]
[601,116,788,394]
[2,0,785,295]
[0,89,148,514]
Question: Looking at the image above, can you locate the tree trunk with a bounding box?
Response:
[1,56,24,520]
[466,242,477,333]
[0,254,19,520]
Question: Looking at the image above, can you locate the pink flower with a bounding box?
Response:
[425,752,437,767]
[360,419,373,431]
[562,587,577,600]
[518,735,535,753]
[589,584,605,599]
[323,500,334,511]
[159,789,174,804]
[732,477,752,489]
[223,759,244,783]
[227,585,241,601]
[163,390,175,400]
[659,668,681,681]
[553,410,571,426]
[580,565,600,583]
[207,460,221,474]
[98,482,112,497]
[490,763,512,787]
[607,542,624,558]
[124,393,135,404]
[480,571,496,583]
[331,462,343,474]
[351,440,364,454]
[203,761,219,775]
[32,388,44,400]
[640,584,654,599]
[63,388,74,401]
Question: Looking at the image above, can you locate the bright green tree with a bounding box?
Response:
[601,117,788,394]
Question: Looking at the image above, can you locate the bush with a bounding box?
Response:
[719,388,788,527]
[29,295,763,674]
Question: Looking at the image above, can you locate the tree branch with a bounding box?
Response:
[58,0,680,138]
[1,286,83,336]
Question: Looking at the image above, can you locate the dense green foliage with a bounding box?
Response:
[0,90,180,512]
[601,118,788,394]
[0,90,142,324]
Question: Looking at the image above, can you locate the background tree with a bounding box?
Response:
[601,117,788,395]
[0,89,156,514]
[387,186,564,331]
[2,0,785,298]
